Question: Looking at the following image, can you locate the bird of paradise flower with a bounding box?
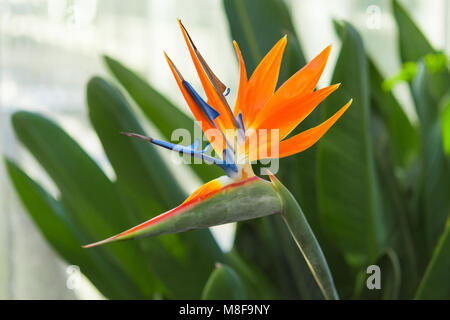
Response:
[84,20,351,248]
[84,19,351,300]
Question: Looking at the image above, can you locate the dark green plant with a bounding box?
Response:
[5,0,449,299]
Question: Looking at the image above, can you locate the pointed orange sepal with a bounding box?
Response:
[178,20,236,131]
[233,40,248,117]
[275,99,352,159]
[252,83,341,140]
[270,45,332,105]
[243,36,287,127]
[164,51,226,154]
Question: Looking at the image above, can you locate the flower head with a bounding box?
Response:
[125,21,350,181]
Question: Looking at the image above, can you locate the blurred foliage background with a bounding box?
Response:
[1,0,449,299]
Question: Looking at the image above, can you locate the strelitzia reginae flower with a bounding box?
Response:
[84,20,352,250]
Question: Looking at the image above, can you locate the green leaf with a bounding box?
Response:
[392,0,435,62]
[269,173,339,300]
[5,159,141,299]
[393,0,450,257]
[334,18,419,169]
[392,0,450,101]
[103,55,222,182]
[336,21,419,297]
[11,111,161,298]
[370,111,419,297]
[415,217,450,299]
[201,264,247,300]
[344,9,421,290]
[223,0,306,77]
[411,64,450,251]
[87,76,224,298]
[87,76,184,216]
[369,60,419,168]
[317,22,385,265]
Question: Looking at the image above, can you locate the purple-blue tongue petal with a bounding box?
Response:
[182,80,220,125]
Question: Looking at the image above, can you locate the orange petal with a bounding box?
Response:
[182,178,224,204]
[164,52,225,153]
[252,83,341,140]
[243,36,287,127]
[178,20,236,131]
[253,99,352,161]
[233,40,248,117]
[275,99,352,159]
[265,45,332,109]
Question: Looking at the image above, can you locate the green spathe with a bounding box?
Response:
[83,176,281,247]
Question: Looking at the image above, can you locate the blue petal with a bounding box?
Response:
[237,113,245,131]
[189,138,201,151]
[150,138,237,177]
[217,162,238,177]
[182,80,220,125]
[219,148,238,177]
[202,142,212,153]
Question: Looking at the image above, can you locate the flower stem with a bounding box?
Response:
[269,173,339,300]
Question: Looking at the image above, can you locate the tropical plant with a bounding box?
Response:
[5,0,449,300]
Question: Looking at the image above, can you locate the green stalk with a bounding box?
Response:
[269,173,339,300]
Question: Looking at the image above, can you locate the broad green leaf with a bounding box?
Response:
[103,55,192,142]
[87,76,224,298]
[83,176,281,247]
[370,111,419,297]
[411,64,450,250]
[369,60,418,167]
[341,9,420,290]
[269,173,339,300]
[334,18,418,168]
[201,264,247,300]
[223,0,306,76]
[317,22,385,265]
[5,159,144,299]
[103,55,221,182]
[11,111,161,298]
[87,76,184,216]
[415,217,450,299]
[393,0,450,265]
[392,0,435,63]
